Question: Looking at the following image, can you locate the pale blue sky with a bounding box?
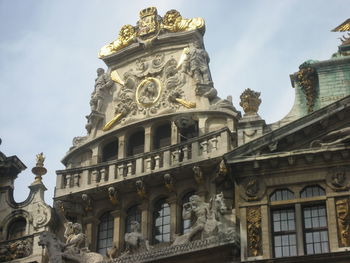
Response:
[0,0,348,204]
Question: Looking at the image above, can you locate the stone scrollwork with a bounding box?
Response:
[335,198,350,247]
[311,125,350,148]
[239,88,261,116]
[247,206,262,257]
[0,237,33,262]
[32,202,49,229]
[104,55,192,131]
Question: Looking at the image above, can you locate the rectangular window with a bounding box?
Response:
[272,208,297,257]
[303,205,329,255]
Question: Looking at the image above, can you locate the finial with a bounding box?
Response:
[31,152,47,184]
[239,88,261,116]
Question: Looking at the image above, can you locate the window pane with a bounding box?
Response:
[153,199,171,243]
[97,212,114,256]
[272,208,296,258]
[303,205,328,255]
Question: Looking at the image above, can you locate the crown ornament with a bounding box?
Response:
[139,7,157,18]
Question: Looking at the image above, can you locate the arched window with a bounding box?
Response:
[301,185,325,198]
[102,140,118,162]
[153,123,171,150]
[7,217,26,239]
[153,199,170,244]
[270,189,295,202]
[127,130,145,156]
[125,205,141,233]
[181,191,195,234]
[178,120,198,142]
[97,212,114,256]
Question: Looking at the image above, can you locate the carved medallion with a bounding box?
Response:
[326,166,350,191]
[136,77,162,107]
[239,176,266,201]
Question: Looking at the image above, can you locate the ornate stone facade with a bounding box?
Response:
[12,9,349,263]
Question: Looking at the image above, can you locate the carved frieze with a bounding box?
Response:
[246,206,262,257]
[335,197,350,247]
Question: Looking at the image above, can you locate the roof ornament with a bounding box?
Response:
[31,153,47,184]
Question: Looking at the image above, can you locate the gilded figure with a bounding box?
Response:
[336,198,350,247]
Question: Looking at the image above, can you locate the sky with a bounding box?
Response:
[0,0,348,205]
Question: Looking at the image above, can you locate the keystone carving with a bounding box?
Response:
[81,194,93,212]
[163,173,175,192]
[136,180,147,199]
[108,187,119,205]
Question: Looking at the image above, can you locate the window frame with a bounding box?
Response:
[97,212,114,256]
[152,198,171,244]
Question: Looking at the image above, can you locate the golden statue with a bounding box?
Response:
[36,152,45,166]
[99,24,136,58]
[162,9,205,33]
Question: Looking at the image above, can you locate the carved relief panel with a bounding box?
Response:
[246,206,262,257]
[335,197,350,247]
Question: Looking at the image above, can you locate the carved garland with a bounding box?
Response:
[296,64,318,113]
[247,206,262,257]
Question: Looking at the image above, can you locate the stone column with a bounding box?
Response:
[83,216,100,251]
[144,125,152,152]
[118,133,126,159]
[139,202,150,241]
[326,197,338,252]
[295,203,304,256]
[111,210,126,250]
[167,195,178,241]
[261,204,271,259]
[171,121,178,145]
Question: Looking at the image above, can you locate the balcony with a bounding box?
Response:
[55,128,233,197]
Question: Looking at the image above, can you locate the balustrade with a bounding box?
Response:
[56,128,232,195]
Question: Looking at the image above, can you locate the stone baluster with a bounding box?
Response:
[200,140,209,154]
[73,173,80,187]
[172,149,180,163]
[145,158,152,172]
[154,155,160,170]
[100,168,107,181]
[126,162,133,177]
[109,164,116,181]
[118,163,125,178]
[65,174,71,188]
[210,136,218,151]
[182,146,189,161]
[91,169,99,183]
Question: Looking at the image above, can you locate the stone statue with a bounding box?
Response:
[173,193,238,246]
[39,227,104,263]
[184,41,211,84]
[122,221,150,256]
[90,68,113,113]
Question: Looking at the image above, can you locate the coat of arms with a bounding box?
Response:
[136,7,161,44]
